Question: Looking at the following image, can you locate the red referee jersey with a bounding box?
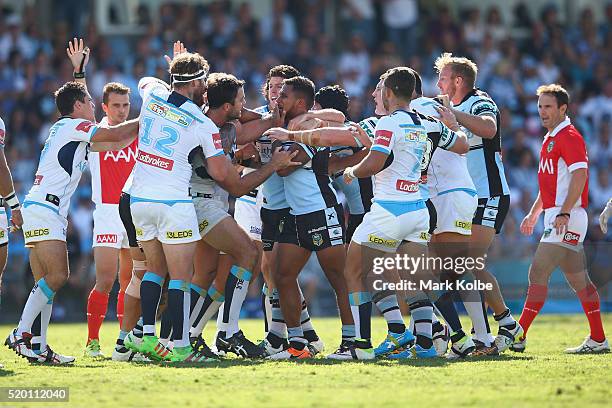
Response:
[537,117,589,210]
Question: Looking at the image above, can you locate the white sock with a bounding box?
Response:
[190,295,223,337]
[222,266,252,337]
[39,302,53,351]
[464,300,493,345]
[17,279,54,335]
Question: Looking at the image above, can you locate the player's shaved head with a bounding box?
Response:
[55,81,88,116]
[381,67,415,101]
[283,76,315,110]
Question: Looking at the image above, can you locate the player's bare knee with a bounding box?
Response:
[235,239,258,270]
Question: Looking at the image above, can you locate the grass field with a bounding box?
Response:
[0,315,611,407]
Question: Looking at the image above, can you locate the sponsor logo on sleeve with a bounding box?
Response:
[562,231,580,246]
[395,179,419,193]
[34,175,43,185]
[374,130,392,147]
[96,234,118,244]
[0,129,5,145]
[166,229,194,239]
[137,151,174,170]
[212,133,223,150]
[76,121,94,133]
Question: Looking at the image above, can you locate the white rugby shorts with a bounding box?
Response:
[234,189,263,241]
[131,201,200,245]
[92,204,130,249]
[351,201,430,252]
[540,206,587,251]
[0,211,8,246]
[431,190,477,235]
[193,195,230,237]
[22,203,68,246]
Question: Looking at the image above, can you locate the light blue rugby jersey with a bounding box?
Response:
[254,105,290,210]
[453,89,510,198]
[283,143,339,216]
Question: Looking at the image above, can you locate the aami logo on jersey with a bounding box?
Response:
[212,133,223,150]
[562,231,580,246]
[374,130,392,147]
[33,175,43,185]
[137,151,174,170]
[104,147,137,163]
[538,158,554,175]
[396,179,419,193]
[96,234,118,244]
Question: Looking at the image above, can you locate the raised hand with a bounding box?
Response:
[434,105,460,131]
[66,38,90,73]
[164,41,188,65]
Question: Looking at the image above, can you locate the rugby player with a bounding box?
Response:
[5,61,139,364]
[264,76,354,360]
[186,72,299,358]
[328,67,468,360]
[435,53,520,354]
[125,54,298,363]
[251,66,344,357]
[514,84,608,353]
[84,82,138,358]
[0,115,23,368]
[409,69,488,358]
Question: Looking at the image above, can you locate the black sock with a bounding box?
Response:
[434,292,462,333]
[303,329,319,342]
[416,334,433,349]
[388,322,406,334]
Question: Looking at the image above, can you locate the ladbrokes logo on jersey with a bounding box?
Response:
[96,234,118,244]
[396,179,419,193]
[166,229,193,239]
[562,231,580,246]
[374,130,392,147]
[137,151,174,170]
[25,228,50,239]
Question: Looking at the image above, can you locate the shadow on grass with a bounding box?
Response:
[0,368,16,376]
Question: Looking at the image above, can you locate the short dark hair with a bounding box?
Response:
[262,65,300,98]
[207,73,246,109]
[55,81,88,116]
[381,67,415,101]
[408,68,423,97]
[536,84,570,108]
[283,76,315,109]
[102,82,130,104]
[315,85,349,117]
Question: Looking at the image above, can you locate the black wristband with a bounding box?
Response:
[556,212,571,219]
[73,71,85,79]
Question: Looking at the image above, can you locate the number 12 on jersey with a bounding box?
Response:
[141,116,180,156]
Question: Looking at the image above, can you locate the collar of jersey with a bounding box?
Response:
[546,117,571,138]
[454,88,480,107]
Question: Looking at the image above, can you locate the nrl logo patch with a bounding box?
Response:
[312,233,323,247]
[547,140,555,153]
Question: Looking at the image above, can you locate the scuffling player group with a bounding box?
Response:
[2,37,609,365]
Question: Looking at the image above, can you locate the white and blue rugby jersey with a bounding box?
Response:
[370,110,459,202]
[130,77,224,202]
[452,89,509,198]
[330,119,376,215]
[283,143,339,215]
[410,96,476,199]
[24,117,98,217]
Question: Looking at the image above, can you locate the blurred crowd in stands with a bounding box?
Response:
[0,0,610,319]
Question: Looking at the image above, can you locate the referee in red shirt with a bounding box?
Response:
[515,84,608,353]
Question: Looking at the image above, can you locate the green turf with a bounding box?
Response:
[0,315,610,407]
